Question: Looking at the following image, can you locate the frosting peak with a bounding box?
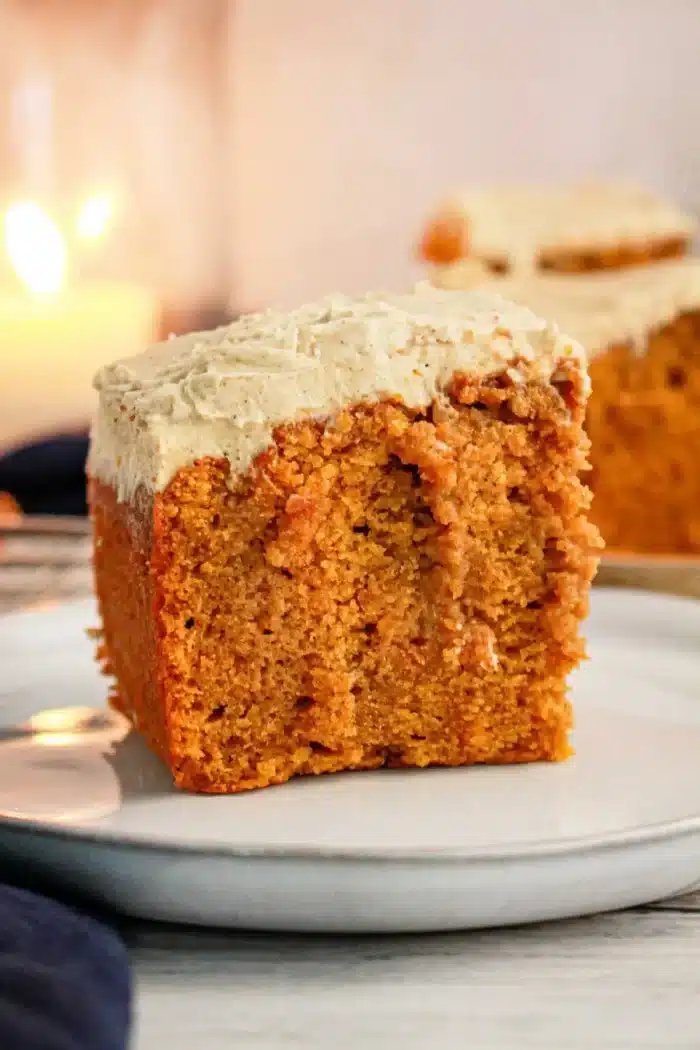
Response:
[89,286,585,501]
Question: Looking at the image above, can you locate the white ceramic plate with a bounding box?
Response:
[0,590,699,933]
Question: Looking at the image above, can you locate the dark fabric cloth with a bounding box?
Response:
[0,434,89,516]
[0,884,131,1050]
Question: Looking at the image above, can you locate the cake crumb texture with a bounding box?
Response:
[91,374,599,793]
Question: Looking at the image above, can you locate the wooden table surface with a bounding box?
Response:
[126,891,700,1049]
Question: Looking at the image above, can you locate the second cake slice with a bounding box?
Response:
[420,183,695,275]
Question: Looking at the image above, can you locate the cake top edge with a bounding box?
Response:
[89,285,586,501]
[94,284,583,405]
[434,182,696,264]
[430,257,700,355]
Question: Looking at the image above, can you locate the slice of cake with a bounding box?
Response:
[89,286,600,794]
[434,259,700,553]
[419,183,695,276]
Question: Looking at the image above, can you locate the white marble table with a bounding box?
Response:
[127,891,700,1050]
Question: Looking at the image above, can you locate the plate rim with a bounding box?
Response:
[600,549,700,569]
[1,805,700,864]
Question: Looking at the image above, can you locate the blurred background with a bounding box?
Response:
[0,0,698,516]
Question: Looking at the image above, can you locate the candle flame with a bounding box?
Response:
[76,193,113,240]
[4,201,66,295]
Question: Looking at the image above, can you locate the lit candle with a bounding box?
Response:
[0,200,158,451]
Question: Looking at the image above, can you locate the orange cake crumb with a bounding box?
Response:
[0,491,20,518]
[586,310,700,553]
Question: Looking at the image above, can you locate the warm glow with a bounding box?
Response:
[34,732,85,748]
[28,707,97,733]
[76,193,113,240]
[4,201,66,295]
[28,706,120,748]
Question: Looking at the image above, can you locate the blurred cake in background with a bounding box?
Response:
[432,259,700,554]
[419,183,696,277]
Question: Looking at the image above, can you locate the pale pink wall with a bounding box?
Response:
[0,0,229,306]
[230,0,700,310]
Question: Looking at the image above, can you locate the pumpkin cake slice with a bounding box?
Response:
[89,285,600,793]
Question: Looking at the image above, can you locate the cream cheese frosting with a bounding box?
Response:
[89,285,585,501]
[433,257,700,357]
[433,183,696,273]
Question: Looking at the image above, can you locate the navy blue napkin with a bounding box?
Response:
[0,434,89,516]
[0,884,131,1050]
